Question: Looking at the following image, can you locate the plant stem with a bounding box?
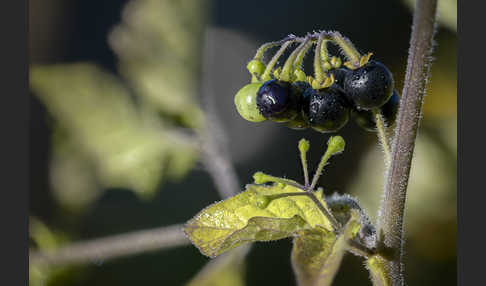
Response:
[373,109,391,165]
[30,66,244,267]
[308,143,334,192]
[280,37,310,82]
[29,224,190,266]
[261,40,294,81]
[199,112,241,199]
[374,0,437,285]
[330,31,361,66]
[313,33,326,83]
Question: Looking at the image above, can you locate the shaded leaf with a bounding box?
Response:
[109,0,208,128]
[29,218,82,286]
[365,255,392,286]
[30,63,198,198]
[184,183,334,258]
[291,210,361,286]
[185,245,250,286]
[49,128,102,212]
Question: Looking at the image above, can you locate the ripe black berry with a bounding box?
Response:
[329,67,350,90]
[285,81,311,130]
[302,87,351,133]
[256,79,298,122]
[343,60,394,109]
[353,89,400,131]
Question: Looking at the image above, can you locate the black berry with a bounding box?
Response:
[286,81,311,130]
[353,89,400,131]
[343,60,394,109]
[329,67,350,90]
[302,87,351,133]
[256,79,298,122]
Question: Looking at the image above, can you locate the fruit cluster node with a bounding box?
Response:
[234,31,399,133]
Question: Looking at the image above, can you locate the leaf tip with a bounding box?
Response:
[252,171,268,184]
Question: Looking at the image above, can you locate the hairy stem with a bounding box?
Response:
[254,35,296,61]
[313,33,326,83]
[374,0,438,285]
[280,37,310,82]
[261,40,294,81]
[199,113,241,199]
[373,109,392,165]
[29,224,189,266]
[293,39,314,69]
[308,144,333,192]
[30,58,244,266]
[330,31,361,66]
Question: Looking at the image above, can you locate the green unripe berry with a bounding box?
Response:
[234,83,266,122]
[247,60,266,77]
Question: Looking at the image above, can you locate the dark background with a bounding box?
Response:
[29,0,457,285]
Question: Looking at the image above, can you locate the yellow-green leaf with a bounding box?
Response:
[30,63,198,198]
[109,0,208,128]
[29,217,79,286]
[365,255,392,286]
[184,183,334,258]
[185,245,250,286]
[291,227,345,286]
[291,210,361,286]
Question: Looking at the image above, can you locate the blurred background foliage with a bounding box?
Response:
[29,0,456,285]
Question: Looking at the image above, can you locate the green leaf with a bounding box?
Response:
[365,255,392,286]
[109,0,208,128]
[29,217,82,286]
[49,128,102,212]
[184,183,334,258]
[185,245,250,286]
[291,210,361,286]
[30,63,198,198]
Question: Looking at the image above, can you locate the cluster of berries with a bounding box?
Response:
[234,32,399,133]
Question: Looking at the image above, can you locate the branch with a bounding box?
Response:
[29,224,189,266]
[199,113,241,199]
[30,67,244,269]
[375,0,438,285]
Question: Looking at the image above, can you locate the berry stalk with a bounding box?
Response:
[293,39,314,70]
[330,31,361,67]
[280,37,311,82]
[261,40,294,81]
[373,109,392,165]
[313,33,327,84]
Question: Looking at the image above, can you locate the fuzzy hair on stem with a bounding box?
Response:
[374,0,438,285]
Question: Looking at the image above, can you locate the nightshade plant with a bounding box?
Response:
[28,0,439,285]
[185,31,401,286]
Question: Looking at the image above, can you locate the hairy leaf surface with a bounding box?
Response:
[366,255,392,286]
[184,183,334,258]
[291,210,361,286]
